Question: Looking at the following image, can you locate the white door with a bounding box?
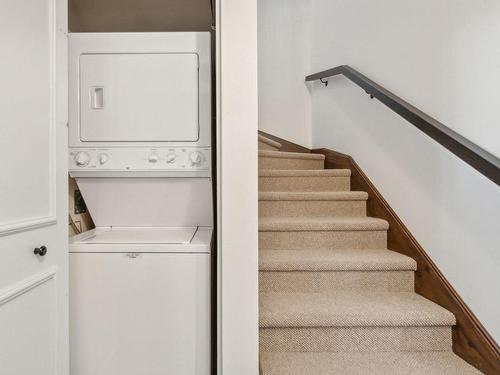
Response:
[0,1,68,374]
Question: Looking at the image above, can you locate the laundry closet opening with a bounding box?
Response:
[67,1,216,374]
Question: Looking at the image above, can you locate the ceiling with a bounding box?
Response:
[69,0,212,32]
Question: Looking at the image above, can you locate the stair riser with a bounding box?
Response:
[259,157,324,170]
[259,200,366,218]
[259,176,350,192]
[260,352,482,375]
[259,326,452,352]
[259,141,281,151]
[259,271,414,293]
[259,231,387,250]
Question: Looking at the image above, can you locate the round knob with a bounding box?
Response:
[148,153,159,163]
[74,152,90,167]
[34,246,47,256]
[166,153,176,164]
[98,153,109,165]
[189,152,203,165]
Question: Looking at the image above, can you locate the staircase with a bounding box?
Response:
[258,134,481,374]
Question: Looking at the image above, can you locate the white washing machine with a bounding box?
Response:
[69,227,211,375]
[68,33,212,375]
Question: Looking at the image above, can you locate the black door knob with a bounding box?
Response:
[34,246,48,256]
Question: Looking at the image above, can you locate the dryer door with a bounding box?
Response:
[79,53,199,142]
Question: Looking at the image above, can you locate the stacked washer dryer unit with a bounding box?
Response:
[68,33,212,375]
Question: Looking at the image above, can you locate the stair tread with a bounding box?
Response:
[260,351,481,375]
[259,291,456,328]
[260,169,351,177]
[259,249,416,271]
[259,150,325,160]
[259,191,368,201]
[258,135,282,149]
[259,217,389,231]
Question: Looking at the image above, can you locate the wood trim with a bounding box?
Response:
[312,147,500,374]
[258,130,311,153]
[0,266,57,306]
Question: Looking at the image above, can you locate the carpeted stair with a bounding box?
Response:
[258,135,481,374]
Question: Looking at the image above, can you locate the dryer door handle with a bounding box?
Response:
[90,86,104,109]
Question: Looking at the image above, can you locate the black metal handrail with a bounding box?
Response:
[306,65,500,186]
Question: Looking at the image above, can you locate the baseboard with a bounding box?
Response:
[312,147,500,375]
[258,130,310,153]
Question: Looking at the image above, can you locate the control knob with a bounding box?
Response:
[99,153,109,165]
[74,151,90,167]
[189,151,203,166]
[166,152,177,164]
[148,153,159,163]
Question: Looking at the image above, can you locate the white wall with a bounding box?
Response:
[258,0,312,147]
[217,0,259,374]
[309,0,500,342]
[311,0,500,157]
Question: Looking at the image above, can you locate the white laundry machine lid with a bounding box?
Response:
[80,227,197,244]
[69,227,213,253]
[75,178,213,228]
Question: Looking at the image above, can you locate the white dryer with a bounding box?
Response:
[68,32,212,375]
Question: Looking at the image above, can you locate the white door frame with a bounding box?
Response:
[215,0,259,374]
[0,0,68,374]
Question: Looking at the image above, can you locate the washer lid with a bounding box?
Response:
[75,178,213,228]
[80,227,197,244]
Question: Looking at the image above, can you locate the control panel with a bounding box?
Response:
[69,147,211,177]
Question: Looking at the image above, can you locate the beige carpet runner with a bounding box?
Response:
[258,134,481,374]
